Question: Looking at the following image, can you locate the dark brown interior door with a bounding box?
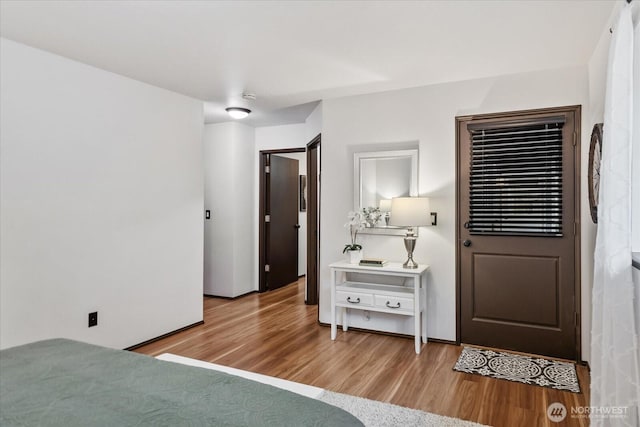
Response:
[457,106,580,360]
[268,155,299,290]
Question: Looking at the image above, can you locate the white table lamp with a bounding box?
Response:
[389,197,431,268]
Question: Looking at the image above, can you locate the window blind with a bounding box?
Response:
[468,119,565,237]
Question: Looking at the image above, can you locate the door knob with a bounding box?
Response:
[294,224,301,229]
[464,222,471,229]
[463,240,472,247]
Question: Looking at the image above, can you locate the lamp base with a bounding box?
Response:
[402,234,419,269]
[403,257,419,269]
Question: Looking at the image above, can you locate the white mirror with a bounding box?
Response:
[354,149,418,236]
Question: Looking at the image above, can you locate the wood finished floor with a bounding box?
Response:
[135,279,590,427]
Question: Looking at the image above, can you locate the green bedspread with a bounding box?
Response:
[0,339,363,427]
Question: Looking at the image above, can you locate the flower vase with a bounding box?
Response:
[349,249,363,264]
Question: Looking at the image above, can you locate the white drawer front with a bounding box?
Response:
[336,291,373,306]
[374,295,413,312]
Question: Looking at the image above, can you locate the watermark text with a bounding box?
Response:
[547,403,630,422]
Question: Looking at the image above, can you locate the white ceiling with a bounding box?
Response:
[0,0,616,127]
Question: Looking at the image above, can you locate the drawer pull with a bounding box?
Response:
[347,296,361,304]
[386,301,401,309]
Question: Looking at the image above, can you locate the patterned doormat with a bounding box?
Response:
[453,347,580,393]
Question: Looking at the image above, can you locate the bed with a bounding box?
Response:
[0,339,363,426]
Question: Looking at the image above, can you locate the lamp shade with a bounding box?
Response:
[379,199,392,212]
[389,197,430,227]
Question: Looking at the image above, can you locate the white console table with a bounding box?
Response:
[329,261,429,354]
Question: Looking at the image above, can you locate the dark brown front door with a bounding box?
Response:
[267,155,300,290]
[457,106,580,360]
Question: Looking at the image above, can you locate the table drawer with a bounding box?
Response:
[336,291,373,306]
[374,295,413,312]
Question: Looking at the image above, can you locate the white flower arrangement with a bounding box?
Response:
[343,211,366,253]
[362,206,382,227]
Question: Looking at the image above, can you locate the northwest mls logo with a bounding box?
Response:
[547,402,567,422]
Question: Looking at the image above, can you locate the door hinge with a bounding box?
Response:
[265,165,270,173]
[265,264,270,272]
[575,311,580,326]
[572,132,577,147]
[265,215,271,223]
[573,222,577,236]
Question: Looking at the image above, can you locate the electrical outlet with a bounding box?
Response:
[88,312,98,327]
[363,310,370,321]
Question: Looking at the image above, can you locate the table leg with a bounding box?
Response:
[414,275,421,354]
[422,274,428,344]
[343,307,348,331]
[331,269,337,340]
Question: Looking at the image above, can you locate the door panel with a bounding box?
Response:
[457,106,580,360]
[472,254,559,326]
[268,155,299,290]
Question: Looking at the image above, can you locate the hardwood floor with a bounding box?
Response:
[134,279,590,427]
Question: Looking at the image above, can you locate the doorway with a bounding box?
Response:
[259,149,304,292]
[456,106,581,360]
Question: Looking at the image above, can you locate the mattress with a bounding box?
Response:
[0,339,363,427]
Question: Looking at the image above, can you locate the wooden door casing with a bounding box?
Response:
[306,135,321,305]
[259,149,305,293]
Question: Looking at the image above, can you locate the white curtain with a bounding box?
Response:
[591,2,640,427]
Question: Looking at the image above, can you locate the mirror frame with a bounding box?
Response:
[354,149,418,236]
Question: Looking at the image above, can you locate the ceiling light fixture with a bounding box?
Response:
[225,107,251,119]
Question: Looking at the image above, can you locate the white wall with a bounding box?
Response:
[320,66,593,359]
[0,38,204,350]
[203,122,255,297]
[306,103,323,141]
